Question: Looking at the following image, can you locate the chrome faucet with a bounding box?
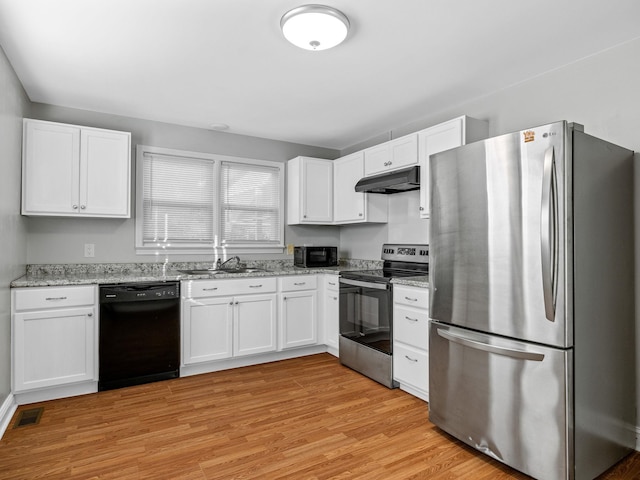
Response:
[216,256,241,270]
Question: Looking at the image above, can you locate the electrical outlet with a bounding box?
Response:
[84,243,95,258]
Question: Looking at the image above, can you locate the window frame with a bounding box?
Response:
[135,145,285,255]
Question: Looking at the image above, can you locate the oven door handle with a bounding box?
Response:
[339,278,389,290]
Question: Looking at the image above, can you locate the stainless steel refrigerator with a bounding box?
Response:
[428,121,635,480]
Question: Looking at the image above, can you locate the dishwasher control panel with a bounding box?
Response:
[99,282,180,303]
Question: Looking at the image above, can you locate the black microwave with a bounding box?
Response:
[294,246,338,268]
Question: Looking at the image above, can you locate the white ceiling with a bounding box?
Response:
[1,0,640,150]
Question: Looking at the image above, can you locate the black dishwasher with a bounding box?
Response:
[99,282,180,391]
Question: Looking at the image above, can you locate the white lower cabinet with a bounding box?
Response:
[182,296,234,363]
[182,278,277,366]
[12,286,97,397]
[234,294,277,356]
[393,285,430,401]
[322,275,340,356]
[278,275,318,350]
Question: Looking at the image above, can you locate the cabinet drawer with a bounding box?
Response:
[279,275,317,292]
[185,277,277,298]
[393,343,429,392]
[394,306,429,349]
[325,276,339,291]
[13,285,96,311]
[394,286,428,309]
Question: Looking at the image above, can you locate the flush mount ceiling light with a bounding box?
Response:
[280,5,350,51]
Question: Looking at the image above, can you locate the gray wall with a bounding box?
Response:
[0,46,30,406]
[26,104,341,264]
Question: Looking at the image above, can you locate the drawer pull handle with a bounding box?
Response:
[294,282,306,286]
[328,282,336,286]
[249,285,262,288]
[405,355,418,362]
[405,316,418,322]
[202,287,218,291]
[405,296,418,302]
[45,296,68,301]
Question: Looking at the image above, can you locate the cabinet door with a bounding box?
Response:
[22,120,81,215]
[324,291,339,355]
[13,306,95,391]
[418,118,463,218]
[182,297,233,364]
[234,294,277,356]
[80,128,131,217]
[280,290,317,349]
[364,134,418,176]
[301,158,333,222]
[334,152,366,223]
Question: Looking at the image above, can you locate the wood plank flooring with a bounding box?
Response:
[1,353,639,479]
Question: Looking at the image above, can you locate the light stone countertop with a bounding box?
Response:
[391,275,429,289]
[9,261,376,288]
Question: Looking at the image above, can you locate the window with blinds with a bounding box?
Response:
[135,145,284,253]
[219,162,281,245]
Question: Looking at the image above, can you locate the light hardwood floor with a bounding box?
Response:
[1,354,639,479]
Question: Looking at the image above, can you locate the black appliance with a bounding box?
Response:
[354,165,420,194]
[99,281,180,391]
[294,246,338,268]
[339,243,428,388]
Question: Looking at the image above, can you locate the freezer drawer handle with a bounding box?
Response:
[437,329,545,362]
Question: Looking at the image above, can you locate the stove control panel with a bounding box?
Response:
[381,243,429,264]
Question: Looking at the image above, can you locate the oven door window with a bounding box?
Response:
[339,283,392,354]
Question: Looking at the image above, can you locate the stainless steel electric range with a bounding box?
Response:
[339,243,429,388]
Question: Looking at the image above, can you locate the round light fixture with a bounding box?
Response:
[280,5,350,51]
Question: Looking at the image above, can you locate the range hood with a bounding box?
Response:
[354,165,420,194]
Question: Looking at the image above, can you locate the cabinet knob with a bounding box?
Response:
[72,205,78,209]
[333,296,337,300]
[88,313,93,317]
[229,302,234,305]
[283,296,287,300]
[358,213,363,216]
[303,215,307,218]
[80,205,86,210]
[419,207,424,211]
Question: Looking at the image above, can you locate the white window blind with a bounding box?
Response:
[142,153,214,245]
[219,161,281,245]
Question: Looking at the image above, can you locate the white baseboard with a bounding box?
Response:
[0,393,17,440]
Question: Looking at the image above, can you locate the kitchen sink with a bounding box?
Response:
[177,267,270,275]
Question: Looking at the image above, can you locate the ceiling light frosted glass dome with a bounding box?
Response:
[281,5,350,51]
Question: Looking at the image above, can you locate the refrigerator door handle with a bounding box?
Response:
[437,328,545,362]
[540,146,557,322]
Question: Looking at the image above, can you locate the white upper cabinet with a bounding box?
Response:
[418,116,489,219]
[287,156,333,225]
[333,151,387,224]
[22,119,131,217]
[364,133,418,176]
